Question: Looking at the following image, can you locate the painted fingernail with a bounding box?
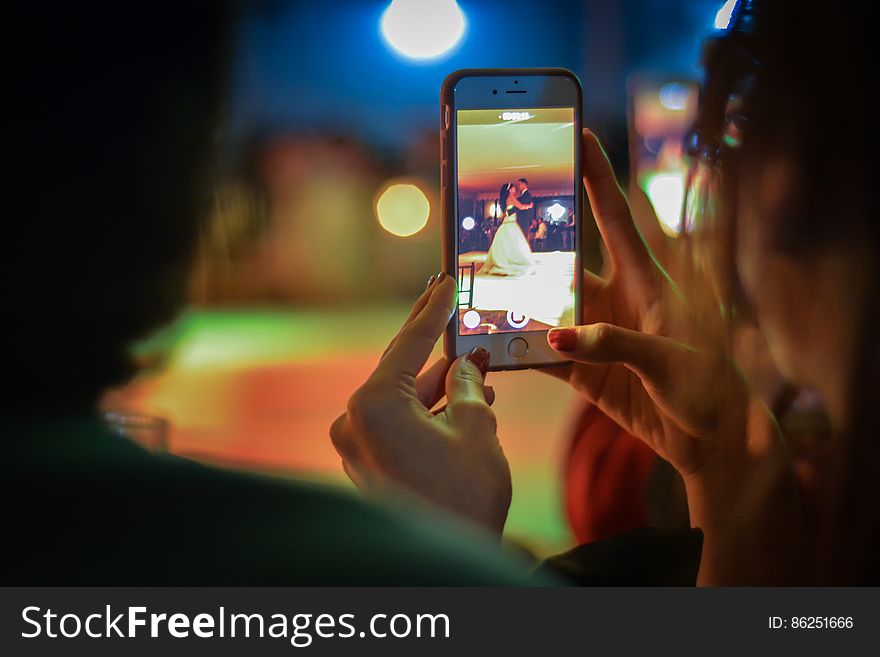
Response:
[466,346,490,375]
[435,271,446,284]
[425,274,436,290]
[548,328,577,351]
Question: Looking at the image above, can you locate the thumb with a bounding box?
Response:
[548,323,685,387]
[444,347,494,426]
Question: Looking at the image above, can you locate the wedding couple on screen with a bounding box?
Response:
[481,178,536,277]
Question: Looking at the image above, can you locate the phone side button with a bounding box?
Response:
[441,162,447,189]
[507,337,528,359]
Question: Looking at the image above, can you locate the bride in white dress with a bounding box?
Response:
[481,183,535,276]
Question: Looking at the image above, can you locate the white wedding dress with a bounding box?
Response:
[481,205,535,276]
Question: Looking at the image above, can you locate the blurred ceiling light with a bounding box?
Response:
[375,182,430,237]
[658,82,690,111]
[381,0,466,60]
[645,172,685,237]
[462,216,475,230]
[547,203,566,220]
[714,0,737,30]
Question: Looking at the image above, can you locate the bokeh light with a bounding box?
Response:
[658,82,690,110]
[374,182,431,237]
[462,216,476,230]
[547,203,566,220]
[645,172,685,236]
[380,0,466,60]
[714,0,736,30]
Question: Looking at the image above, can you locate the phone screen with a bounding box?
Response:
[455,107,576,336]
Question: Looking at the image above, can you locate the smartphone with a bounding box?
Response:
[441,68,583,370]
[626,76,699,236]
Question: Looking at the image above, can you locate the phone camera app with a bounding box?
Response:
[456,108,576,336]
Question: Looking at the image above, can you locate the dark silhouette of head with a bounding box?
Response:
[714,0,876,583]
[11,4,232,415]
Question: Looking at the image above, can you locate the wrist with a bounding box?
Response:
[682,399,797,585]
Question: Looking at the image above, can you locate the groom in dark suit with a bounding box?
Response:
[514,178,535,238]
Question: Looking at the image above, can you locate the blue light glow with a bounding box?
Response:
[381,0,466,61]
[659,82,690,111]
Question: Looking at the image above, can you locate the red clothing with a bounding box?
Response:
[564,404,657,543]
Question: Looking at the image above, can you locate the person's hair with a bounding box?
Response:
[733,1,877,583]
[518,178,528,186]
[498,183,512,216]
[12,4,233,413]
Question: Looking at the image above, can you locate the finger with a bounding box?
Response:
[377,274,457,379]
[627,180,671,263]
[444,348,494,427]
[381,273,442,361]
[582,129,655,281]
[582,268,606,302]
[415,357,451,408]
[547,323,685,387]
[431,384,494,416]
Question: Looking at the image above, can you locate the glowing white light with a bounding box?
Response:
[659,82,690,111]
[645,172,685,236]
[714,0,736,30]
[381,0,466,60]
[462,216,475,230]
[462,310,481,329]
[547,203,566,220]
[487,202,499,218]
[375,182,430,237]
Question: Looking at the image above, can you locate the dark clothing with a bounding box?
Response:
[4,417,706,587]
[4,418,540,585]
[515,190,535,237]
[536,527,703,586]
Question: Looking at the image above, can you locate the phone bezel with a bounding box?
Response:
[441,68,584,371]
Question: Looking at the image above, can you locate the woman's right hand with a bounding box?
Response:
[545,131,799,583]
[546,130,758,478]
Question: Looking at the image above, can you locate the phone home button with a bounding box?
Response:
[507,337,529,359]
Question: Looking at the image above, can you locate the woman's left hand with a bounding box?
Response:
[330,273,512,535]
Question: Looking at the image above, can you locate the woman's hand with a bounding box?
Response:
[546,129,758,479]
[546,130,803,584]
[330,274,512,535]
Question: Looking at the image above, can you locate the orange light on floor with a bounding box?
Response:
[374,181,430,237]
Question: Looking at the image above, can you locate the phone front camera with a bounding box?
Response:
[492,89,497,95]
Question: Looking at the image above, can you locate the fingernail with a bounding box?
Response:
[425,274,436,290]
[548,328,577,351]
[466,346,490,375]
[436,271,446,284]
